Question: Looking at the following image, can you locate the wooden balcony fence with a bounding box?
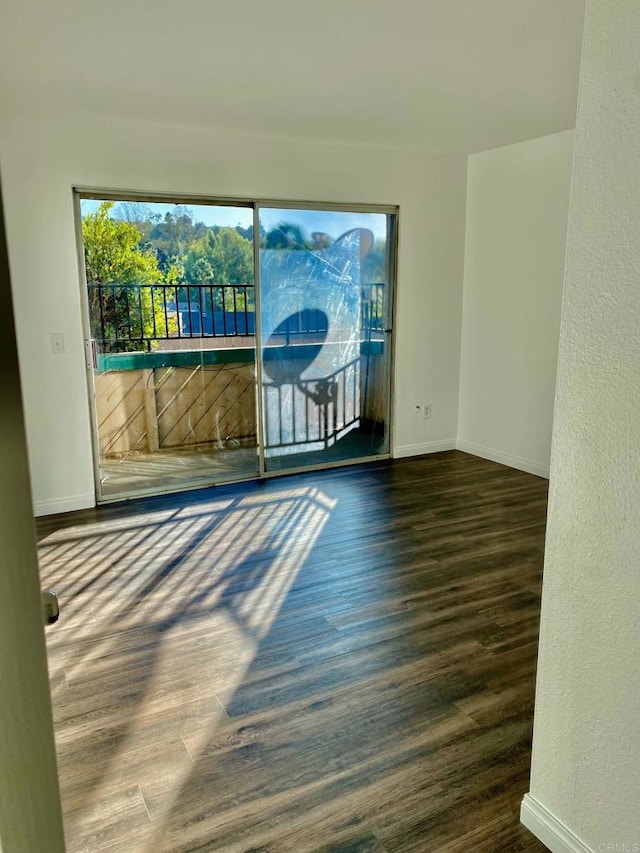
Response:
[90,283,387,458]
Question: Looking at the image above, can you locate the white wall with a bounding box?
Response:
[0,112,468,514]
[522,1,640,851]
[458,130,574,478]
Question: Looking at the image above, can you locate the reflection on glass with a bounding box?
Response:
[79,198,259,499]
[259,208,393,472]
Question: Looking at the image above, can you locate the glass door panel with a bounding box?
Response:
[258,207,395,472]
[79,196,259,500]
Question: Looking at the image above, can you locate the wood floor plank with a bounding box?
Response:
[38,451,550,852]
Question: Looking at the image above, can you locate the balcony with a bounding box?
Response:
[89,282,388,495]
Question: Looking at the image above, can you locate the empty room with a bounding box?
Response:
[2,2,639,852]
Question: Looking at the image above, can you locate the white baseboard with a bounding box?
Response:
[393,439,457,459]
[521,794,592,853]
[456,439,550,479]
[33,493,95,517]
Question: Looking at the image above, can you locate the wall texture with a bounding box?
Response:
[523,1,640,850]
[458,130,574,477]
[0,113,467,513]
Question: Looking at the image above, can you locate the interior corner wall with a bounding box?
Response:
[0,113,468,514]
[457,130,574,478]
[524,1,640,850]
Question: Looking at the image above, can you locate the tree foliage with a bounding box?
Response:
[112,201,158,239]
[83,202,167,350]
[264,221,308,250]
[209,228,254,284]
[82,201,162,285]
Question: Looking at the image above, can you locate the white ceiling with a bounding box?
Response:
[0,0,585,154]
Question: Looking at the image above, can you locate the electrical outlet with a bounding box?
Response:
[414,403,423,417]
[423,403,432,420]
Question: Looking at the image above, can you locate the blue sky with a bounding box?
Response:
[260,208,387,242]
[80,198,253,230]
[80,198,388,242]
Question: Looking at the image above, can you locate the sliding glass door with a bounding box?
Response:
[258,206,395,473]
[78,196,259,500]
[77,193,396,500]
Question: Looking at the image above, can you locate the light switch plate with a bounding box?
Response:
[49,332,65,354]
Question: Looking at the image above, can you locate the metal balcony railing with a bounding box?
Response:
[88,282,385,353]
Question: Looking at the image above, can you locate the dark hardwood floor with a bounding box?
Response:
[37,450,550,853]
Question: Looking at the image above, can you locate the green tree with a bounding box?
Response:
[209,228,254,285]
[112,201,159,239]
[183,228,253,285]
[83,201,161,285]
[182,228,254,312]
[264,221,308,250]
[148,207,208,275]
[183,235,212,284]
[164,255,187,285]
[82,202,170,350]
[189,256,214,282]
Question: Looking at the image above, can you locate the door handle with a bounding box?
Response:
[41,589,59,625]
[85,338,97,369]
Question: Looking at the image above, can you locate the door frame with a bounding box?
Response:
[73,188,398,502]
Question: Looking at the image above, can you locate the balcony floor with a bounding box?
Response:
[100,444,260,500]
[99,429,386,500]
